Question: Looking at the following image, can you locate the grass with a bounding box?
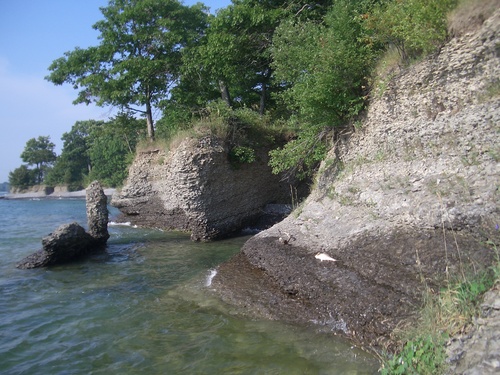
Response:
[371,47,401,98]
[136,101,282,167]
[380,242,499,374]
[478,81,500,103]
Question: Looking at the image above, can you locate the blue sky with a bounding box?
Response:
[0,0,231,183]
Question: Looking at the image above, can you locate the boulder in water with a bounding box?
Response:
[16,181,109,269]
[16,223,95,269]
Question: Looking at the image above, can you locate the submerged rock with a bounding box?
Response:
[16,181,109,269]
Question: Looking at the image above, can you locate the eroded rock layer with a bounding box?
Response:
[112,137,293,240]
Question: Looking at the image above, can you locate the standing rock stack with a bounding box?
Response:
[16,181,109,269]
[86,180,109,244]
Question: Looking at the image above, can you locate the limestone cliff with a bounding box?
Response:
[112,136,293,240]
[213,8,500,350]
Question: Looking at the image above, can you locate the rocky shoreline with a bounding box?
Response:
[212,7,500,353]
[16,181,111,269]
[111,138,302,240]
[446,285,500,374]
[104,4,500,371]
[4,188,116,200]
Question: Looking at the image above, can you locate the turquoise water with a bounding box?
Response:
[0,198,378,374]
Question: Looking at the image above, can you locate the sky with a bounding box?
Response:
[0,0,231,183]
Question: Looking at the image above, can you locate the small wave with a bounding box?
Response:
[109,221,138,228]
[205,269,217,287]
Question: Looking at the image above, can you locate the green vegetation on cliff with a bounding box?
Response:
[13,0,467,185]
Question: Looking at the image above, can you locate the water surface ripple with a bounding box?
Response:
[0,199,378,374]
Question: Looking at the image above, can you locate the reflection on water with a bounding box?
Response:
[0,199,379,374]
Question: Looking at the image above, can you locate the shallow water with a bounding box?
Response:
[0,199,379,374]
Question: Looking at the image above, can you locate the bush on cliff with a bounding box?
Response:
[140,100,280,167]
[368,0,458,63]
[268,0,377,180]
[268,0,461,180]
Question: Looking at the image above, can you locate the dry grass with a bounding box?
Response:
[448,0,500,37]
[135,137,178,154]
[370,47,402,98]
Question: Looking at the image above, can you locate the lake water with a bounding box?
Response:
[0,198,379,374]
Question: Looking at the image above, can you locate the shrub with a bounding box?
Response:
[368,0,458,62]
[269,0,376,179]
[229,145,256,166]
[8,165,37,190]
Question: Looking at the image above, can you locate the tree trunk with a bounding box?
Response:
[219,80,232,108]
[145,100,155,141]
[259,70,272,116]
[259,82,266,116]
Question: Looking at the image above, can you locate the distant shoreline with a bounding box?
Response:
[3,189,116,200]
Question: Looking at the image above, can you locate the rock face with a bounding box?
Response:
[86,181,109,244]
[17,181,109,269]
[112,136,293,240]
[446,285,500,374]
[9,184,54,196]
[212,9,500,350]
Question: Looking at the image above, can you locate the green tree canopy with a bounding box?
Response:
[177,0,322,114]
[269,0,377,179]
[46,0,208,141]
[47,115,144,189]
[87,114,144,187]
[20,136,57,184]
[9,165,37,190]
[368,0,457,62]
[45,120,103,189]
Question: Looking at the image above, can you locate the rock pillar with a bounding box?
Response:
[17,181,110,269]
[86,181,109,244]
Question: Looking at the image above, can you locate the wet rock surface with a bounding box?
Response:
[213,229,496,351]
[17,181,109,269]
[213,8,500,353]
[16,223,96,269]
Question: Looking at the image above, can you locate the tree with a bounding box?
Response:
[45,120,103,189]
[269,0,377,178]
[9,165,37,190]
[87,116,143,187]
[46,0,208,141]
[46,116,144,188]
[20,136,57,184]
[180,0,306,114]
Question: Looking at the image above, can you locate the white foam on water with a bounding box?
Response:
[205,269,217,287]
[109,221,137,228]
